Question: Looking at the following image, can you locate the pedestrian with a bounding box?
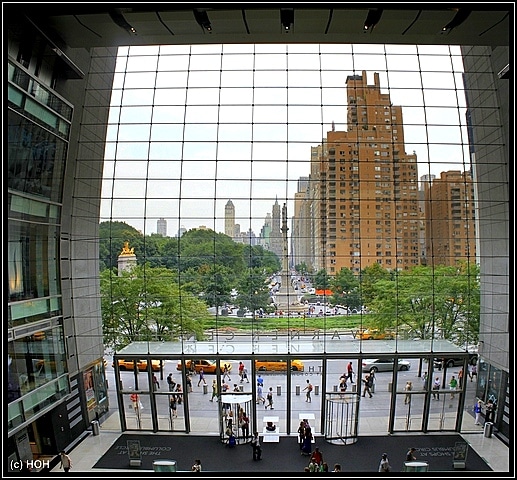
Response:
[59,451,72,472]
[257,382,265,405]
[332,463,342,472]
[297,420,306,450]
[303,379,313,402]
[422,371,428,391]
[186,373,193,392]
[379,453,391,472]
[210,379,218,402]
[474,399,483,425]
[239,411,250,439]
[361,374,373,398]
[310,446,323,467]
[469,363,478,382]
[242,366,249,383]
[191,459,202,472]
[152,374,160,391]
[449,375,458,399]
[222,363,231,382]
[406,447,417,461]
[169,396,178,417]
[458,367,464,388]
[251,431,262,461]
[339,376,348,393]
[368,368,376,393]
[175,383,183,404]
[197,367,206,387]
[238,361,245,382]
[404,381,413,404]
[485,399,496,423]
[432,376,440,399]
[346,361,355,384]
[308,458,318,472]
[265,386,274,409]
[301,426,313,456]
[257,374,264,388]
[167,373,175,391]
[320,462,329,472]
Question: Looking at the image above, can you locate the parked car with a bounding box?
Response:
[255,359,304,372]
[433,354,478,369]
[113,359,161,372]
[362,358,411,372]
[357,329,395,340]
[176,359,232,374]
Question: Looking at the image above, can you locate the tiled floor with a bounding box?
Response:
[50,411,509,474]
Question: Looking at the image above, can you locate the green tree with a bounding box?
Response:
[368,263,480,344]
[100,265,208,349]
[235,268,272,317]
[330,267,360,307]
[313,269,331,290]
[359,263,391,307]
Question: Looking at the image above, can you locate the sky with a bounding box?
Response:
[99,43,471,237]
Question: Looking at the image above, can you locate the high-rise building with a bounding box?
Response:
[269,198,283,258]
[224,199,235,238]
[157,217,167,236]
[423,170,477,266]
[301,71,420,274]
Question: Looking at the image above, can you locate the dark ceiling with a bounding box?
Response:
[5,4,512,50]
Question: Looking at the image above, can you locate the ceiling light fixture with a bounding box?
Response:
[281,8,294,32]
[109,10,137,35]
[193,9,212,32]
[441,9,471,34]
[363,8,383,32]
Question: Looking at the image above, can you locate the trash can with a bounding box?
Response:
[238,385,243,392]
[484,422,493,438]
[277,385,281,395]
[296,385,301,395]
[152,459,177,472]
[314,385,319,395]
[203,384,208,394]
[91,420,100,436]
[333,385,338,392]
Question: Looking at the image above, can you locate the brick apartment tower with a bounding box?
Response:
[307,71,420,274]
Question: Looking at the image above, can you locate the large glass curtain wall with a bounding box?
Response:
[96,44,501,434]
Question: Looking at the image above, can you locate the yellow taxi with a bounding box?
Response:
[176,359,232,374]
[357,329,395,340]
[255,359,304,372]
[113,358,161,372]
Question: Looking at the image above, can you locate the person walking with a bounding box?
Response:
[458,367,464,388]
[257,383,265,405]
[474,399,483,425]
[152,373,160,391]
[197,367,206,387]
[346,361,355,384]
[469,363,478,382]
[169,396,178,418]
[404,381,413,404]
[210,379,218,402]
[303,379,313,402]
[239,411,250,439]
[432,376,440,399]
[186,373,193,393]
[379,453,391,473]
[167,373,175,392]
[361,374,373,398]
[449,375,458,399]
[265,386,274,409]
[59,451,72,472]
[238,361,245,382]
[297,420,306,450]
[251,431,262,461]
[222,363,231,382]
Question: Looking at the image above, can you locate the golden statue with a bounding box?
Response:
[120,241,135,255]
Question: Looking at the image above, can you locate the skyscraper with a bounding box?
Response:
[224,199,235,239]
[157,218,167,236]
[299,71,420,274]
